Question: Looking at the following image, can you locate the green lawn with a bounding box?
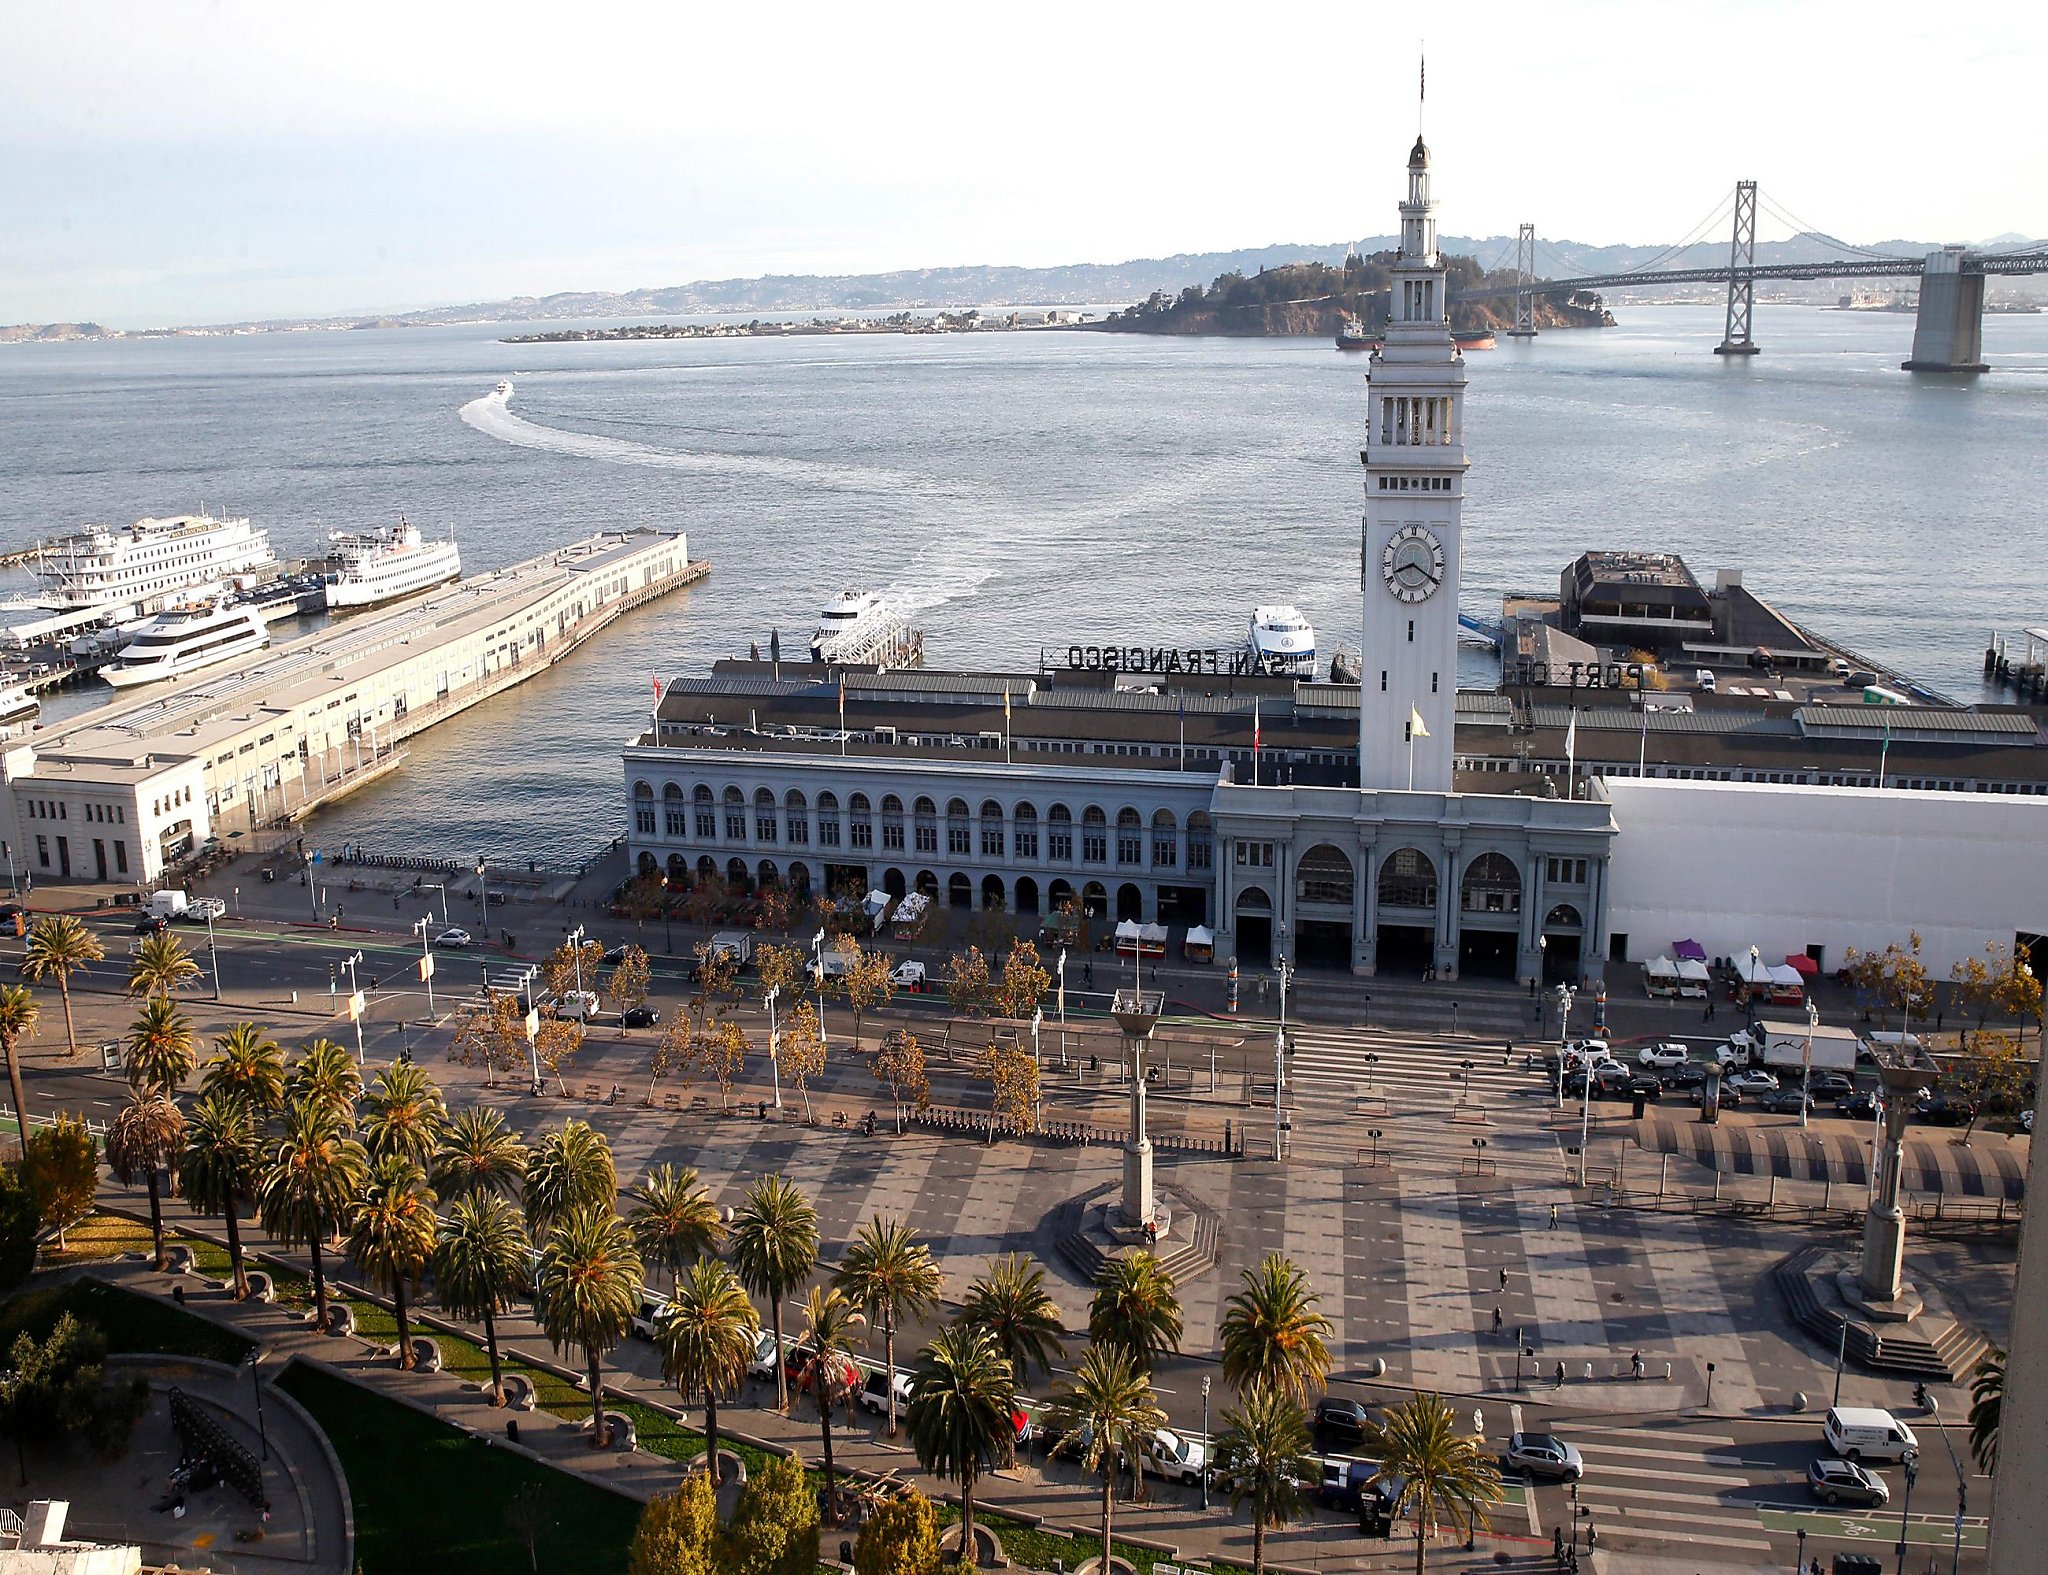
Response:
[277,1362,643,1575]
[0,1276,252,1364]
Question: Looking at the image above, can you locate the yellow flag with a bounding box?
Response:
[1410,704,1430,739]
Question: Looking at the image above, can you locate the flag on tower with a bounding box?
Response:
[1565,708,1578,796]
[651,673,663,703]
[1252,697,1262,786]
[1409,704,1430,740]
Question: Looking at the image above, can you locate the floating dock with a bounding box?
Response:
[1987,628,2048,699]
[0,530,705,885]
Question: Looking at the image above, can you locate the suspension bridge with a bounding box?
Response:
[1452,181,2048,373]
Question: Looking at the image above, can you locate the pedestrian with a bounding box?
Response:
[1631,1349,1644,1381]
[1499,1266,1509,1292]
[1554,1360,1566,1388]
[1492,1305,1503,1335]
[1553,1526,1565,1564]
[1549,1202,1559,1229]
[1471,1406,1485,1439]
[1083,961,1094,989]
[1703,1001,1712,1024]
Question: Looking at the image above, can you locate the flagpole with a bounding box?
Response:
[1408,729,1415,792]
[1566,707,1577,799]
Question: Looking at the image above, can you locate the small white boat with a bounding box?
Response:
[101,600,269,689]
[1247,606,1317,677]
[323,519,462,610]
[810,589,917,667]
[0,683,39,727]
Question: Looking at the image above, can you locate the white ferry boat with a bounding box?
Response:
[100,600,269,689]
[1247,606,1317,677]
[0,683,39,728]
[810,590,920,667]
[32,514,277,613]
[322,519,462,610]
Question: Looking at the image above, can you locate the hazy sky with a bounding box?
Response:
[4,0,2040,326]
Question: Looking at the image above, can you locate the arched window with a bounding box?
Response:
[848,792,873,850]
[666,853,686,882]
[1082,807,1108,865]
[754,787,779,843]
[785,789,809,845]
[913,797,938,854]
[696,854,718,882]
[1544,903,1584,931]
[946,799,971,856]
[727,857,751,890]
[817,791,841,848]
[1013,801,1039,860]
[633,781,655,836]
[1460,852,1522,914]
[693,784,716,839]
[980,799,1005,859]
[915,869,939,898]
[1048,877,1075,910]
[722,786,746,841]
[1081,880,1109,918]
[1186,810,1213,871]
[1377,848,1438,909]
[1116,808,1142,866]
[1047,804,1073,862]
[1116,882,1143,922]
[663,783,685,838]
[1014,874,1040,913]
[789,861,812,897]
[948,872,973,908]
[1297,844,1355,906]
[881,794,905,851]
[637,850,657,877]
[1151,808,1178,868]
[758,859,779,888]
[980,873,1006,910]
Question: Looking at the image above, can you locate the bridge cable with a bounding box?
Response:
[1754,192,1906,262]
[1583,192,1738,280]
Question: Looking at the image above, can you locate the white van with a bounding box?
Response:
[1822,1406,1918,1462]
[148,889,190,920]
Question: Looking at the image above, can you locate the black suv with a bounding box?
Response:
[1313,1396,1375,1447]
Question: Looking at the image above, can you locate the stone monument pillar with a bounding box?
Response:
[1113,989,1164,1228]
[1863,1049,1937,1302]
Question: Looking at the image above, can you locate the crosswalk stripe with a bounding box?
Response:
[1583,1484,1753,1510]
[1574,1427,1738,1446]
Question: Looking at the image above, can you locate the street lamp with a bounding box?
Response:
[340,951,366,1064]
[1200,1375,1212,1510]
[1555,981,1576,1109]
[1896,1452,1920,1575]
[1056,947,1069,1070]
[245,1349,269,1461]
[1800,998,1819,1129]
[414,918,437,1015]
[1273,950,1293,1160]
[567,924,587,999]
[763,984,783,1110]
[203,902,221,1001]
[476,857,491,932]
[1366,1127,1383,1167]
[810,928,829,1048]
[1361,1051,1379,1091]
[421,881,448,927]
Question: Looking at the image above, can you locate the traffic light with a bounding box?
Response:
[1913,1382,1928,1409]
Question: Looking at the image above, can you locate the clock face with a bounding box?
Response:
[1381,525,1445,603]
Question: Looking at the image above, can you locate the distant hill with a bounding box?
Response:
[10,231,2040,339]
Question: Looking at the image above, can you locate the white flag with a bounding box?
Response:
[1409,704,1429,740]
[1564,709,1577,759]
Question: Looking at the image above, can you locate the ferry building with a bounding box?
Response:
[624,137,1620,983]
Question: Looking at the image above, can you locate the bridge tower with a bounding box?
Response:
[1508,223,1538,338]
[1714,180,1761,357]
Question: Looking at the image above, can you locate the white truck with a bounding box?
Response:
[147,889,190,920]
[1760,1019,1860,1073]
[706,930,753,969]
[1714,1029,1763,1069]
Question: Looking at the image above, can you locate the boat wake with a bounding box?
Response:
[458,381,918,495]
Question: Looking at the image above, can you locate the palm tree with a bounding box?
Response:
[178,1090,262,1299]
[287,1038,362,1122]
[728,1174,820,1413]
[1366,1393,1505,1575]
[106,1093,185,1271]
[1970,1347,2005,1473]
[433,1193,531,1406]
[1089,1250,1183,1372]
[834,1214,943,1436]
[522,1117,616,1234]
[957,1253,1067,1390]
[627,1163,723,1290]
[125,998,198,1099]
[1219,1252,1334,1404]
[657,1258,760,1486]
[361,1061,447,1165]
[905,1324,1017,1568]
[257,1095,368,1332]
[126,930,200,1000]
[20,914,101,1056]
[0,984,39,1162]
[344,1154,440,1370]
[202,1021,287,1117]
[797,1284,867,1514]
[535,1202,643,1445]
[431,1105,529,1200]
[1215,1387,1316,1575]
[1049,1345,1166,1575]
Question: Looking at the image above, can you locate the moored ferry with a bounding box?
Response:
[322,519,462,610]
[810,590,920,668]
[100,600,270,689]
[1247,605,1317,677]
[31,514,277,612]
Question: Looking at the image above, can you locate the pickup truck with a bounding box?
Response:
[1143,1428,1208,1486]
[857,1366,915,1416]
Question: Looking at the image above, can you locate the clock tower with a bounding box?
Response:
[1359,135,1468,792]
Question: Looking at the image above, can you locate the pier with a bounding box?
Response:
[1986,628,2048,700]
[0,530,707,886]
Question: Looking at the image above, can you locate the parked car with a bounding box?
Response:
[1836,1091,1881,1121]
[1638,1042,1690,1069]
[1144,1428,1208,1486]
[1757,1088,1812,1115]
[630,1292,674,1340]
[1808,1456,1890,1507]
[745,1330,782,1380]
[622,1005,661,1028]
[1916,1093,1976,1126]
[857,1366,915,1416]
[1313,1396,1375,1446]
[1726,1069,1780,1093]
[1502,1432,1584,1482]
[434,927,473,949]
[1810,1072,1855,1101]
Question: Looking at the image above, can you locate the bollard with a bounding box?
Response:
[1583,1361,1593,1381]
[1664,1361,1672,1380]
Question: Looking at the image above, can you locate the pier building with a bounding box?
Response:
[4,530,697,886]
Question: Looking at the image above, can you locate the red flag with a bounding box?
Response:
[651,672,663,703]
